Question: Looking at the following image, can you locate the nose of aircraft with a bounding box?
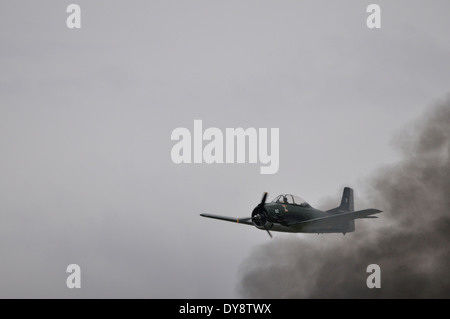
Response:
[251,206,268,227]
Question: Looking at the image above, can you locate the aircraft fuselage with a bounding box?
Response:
[258,203,355,234]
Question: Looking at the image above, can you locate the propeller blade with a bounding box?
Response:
[260,192,268,206]
[263,225,273,238]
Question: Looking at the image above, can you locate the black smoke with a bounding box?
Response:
[239,97,450,298]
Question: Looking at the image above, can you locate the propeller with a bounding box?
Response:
[253,192,272,238]
[263,224,272,238]
[239,193,269,221]
[260,192,268,206]
[219,192,273,238]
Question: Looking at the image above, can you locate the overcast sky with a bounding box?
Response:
[1,1,450,298]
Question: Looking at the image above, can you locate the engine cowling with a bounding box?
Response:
[251,206,272,229]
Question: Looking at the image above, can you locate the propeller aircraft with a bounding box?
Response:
[200,187,381,238]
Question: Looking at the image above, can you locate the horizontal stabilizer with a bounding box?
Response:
[289,209,382,227]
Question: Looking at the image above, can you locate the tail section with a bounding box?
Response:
[327,187,354,213]
[326,187,355,233]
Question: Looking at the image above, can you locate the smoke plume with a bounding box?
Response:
[239,97,450,298]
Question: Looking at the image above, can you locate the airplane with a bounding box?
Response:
[200,187,381,238]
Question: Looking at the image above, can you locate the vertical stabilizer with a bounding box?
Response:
[326,187,355,214]
[339,187,354,212]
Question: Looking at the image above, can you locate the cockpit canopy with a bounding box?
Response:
[271,194,311,207]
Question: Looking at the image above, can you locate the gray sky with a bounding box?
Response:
[1,1,450,298]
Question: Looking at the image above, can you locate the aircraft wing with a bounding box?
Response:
[200,213,253,226]
[289,209,382,227]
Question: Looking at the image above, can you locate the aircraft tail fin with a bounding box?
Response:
[339,187,354,212]
[327,187,354,213]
